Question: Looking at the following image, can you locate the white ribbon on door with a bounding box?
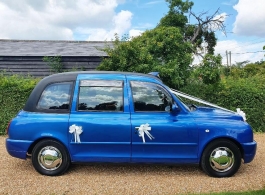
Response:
[69,124,83,143]
[136,123,154,143]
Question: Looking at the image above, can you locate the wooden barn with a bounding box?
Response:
[0,39,111,77]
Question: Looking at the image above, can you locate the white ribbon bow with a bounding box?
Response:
[69,124,83,143]
[136,123,154,143]
[236,108,246,121]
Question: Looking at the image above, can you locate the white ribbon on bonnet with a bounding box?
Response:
[170,88,247,121]
[69,124,83,143]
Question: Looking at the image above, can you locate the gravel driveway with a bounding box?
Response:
[0,134,264,195]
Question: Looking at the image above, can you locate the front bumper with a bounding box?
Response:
[241,140,257,163]
[5,138,33,159]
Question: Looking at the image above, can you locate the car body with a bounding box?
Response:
[6,71,257,177]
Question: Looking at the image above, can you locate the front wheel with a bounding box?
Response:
[201,139,241,177]
[32,139,70,176]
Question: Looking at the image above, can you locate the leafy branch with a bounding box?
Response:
[43,55,63,73]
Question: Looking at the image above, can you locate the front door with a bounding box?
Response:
[68,74,131,162]
[128,80,198,163]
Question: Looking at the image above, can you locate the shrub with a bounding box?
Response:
[180,75,265,132]
[0,73,39,135]
[43,55,63,73]
[195,54,222,85]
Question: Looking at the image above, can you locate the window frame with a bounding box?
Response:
[130,81,174,113]
[77,80,124,112]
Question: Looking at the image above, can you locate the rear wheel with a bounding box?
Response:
[201,139,241,177]
[32,139,70,176]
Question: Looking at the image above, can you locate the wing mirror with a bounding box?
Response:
[170,103,179,115]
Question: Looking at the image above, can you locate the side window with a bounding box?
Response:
[37,82,72,110]
[131,81,172,112]
[78,80,123,112]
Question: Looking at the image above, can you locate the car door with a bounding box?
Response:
[128,78,199,163]
[68,74,131,163]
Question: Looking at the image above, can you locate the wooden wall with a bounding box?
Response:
[0,56,103,77]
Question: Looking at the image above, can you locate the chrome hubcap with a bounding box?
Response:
[209,147,234,172]
[38,146,62,171]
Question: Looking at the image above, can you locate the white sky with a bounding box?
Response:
[0,0,264,64]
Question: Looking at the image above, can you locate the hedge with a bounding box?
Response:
[0,73,264,135]
[0,73,39,134]
[180,75,265,132]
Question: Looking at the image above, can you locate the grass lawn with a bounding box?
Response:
[200,188,265,195]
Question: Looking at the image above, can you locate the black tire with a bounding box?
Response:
[32,139,70,176]
[201,139,241,177]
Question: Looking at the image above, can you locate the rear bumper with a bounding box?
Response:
[5,138,33,159]
[241,140,257,163]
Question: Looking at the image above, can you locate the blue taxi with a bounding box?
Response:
[6,71,257,177]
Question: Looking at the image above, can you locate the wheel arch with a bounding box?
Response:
[199,137,244,164]
[27,137,71,160]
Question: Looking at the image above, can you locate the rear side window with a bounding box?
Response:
[78,80,123,111]
[37,82,72,110]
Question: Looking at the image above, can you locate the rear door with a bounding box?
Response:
[68,74,131,162]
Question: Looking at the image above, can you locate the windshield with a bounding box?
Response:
[172,93,196,112]
[169,88,236,113]
[163,85,193,112]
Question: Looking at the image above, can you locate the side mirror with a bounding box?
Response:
[171,104,179,115]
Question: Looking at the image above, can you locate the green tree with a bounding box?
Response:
[158,0,193,29]
[158,0,225,55]
[195,54,222,85]
[97,27,193,88]
[98,0,227,88]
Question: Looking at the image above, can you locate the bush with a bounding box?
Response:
[195,54,222,85]
[0,73,39,135]
[223,63,265,79]
[180,75,265,132]
[43,55,63,73]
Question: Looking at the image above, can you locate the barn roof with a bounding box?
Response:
[0,39,112,56]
